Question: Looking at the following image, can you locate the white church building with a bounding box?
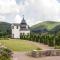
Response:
[11,16,30,38]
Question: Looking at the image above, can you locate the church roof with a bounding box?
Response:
[20,16,27,25]
[12,16,28,27]
[12,23,20,26]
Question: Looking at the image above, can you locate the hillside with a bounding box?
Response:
[31,21,60,33]
[51,25,60,33]
[0,22,11,35]
[0,21,60,35]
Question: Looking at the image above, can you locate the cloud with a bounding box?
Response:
[16,0,60,26]
[14,15,22,23]
[0,0,60,26]
[0,0,18,14]
[27,18,42,26]
[24,0,60,20]
[0,15,5,21]
[12,0,60,26]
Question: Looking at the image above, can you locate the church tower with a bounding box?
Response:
[20,16,30,36]
[11,15,30,38]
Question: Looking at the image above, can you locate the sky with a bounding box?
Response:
[0,0,60,26]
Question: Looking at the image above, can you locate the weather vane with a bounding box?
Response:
[23,15,24,19]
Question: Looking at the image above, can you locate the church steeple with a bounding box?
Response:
[23,15,24,20]
[20,15,27,25]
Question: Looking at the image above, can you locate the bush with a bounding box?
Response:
[0,46,12,60]
[36,48,41,50]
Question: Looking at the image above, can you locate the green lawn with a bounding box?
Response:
[0,39,39,51]
[55,46,60,49]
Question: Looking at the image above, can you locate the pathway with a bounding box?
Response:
[13,52,60,60]
[12,41,59,60]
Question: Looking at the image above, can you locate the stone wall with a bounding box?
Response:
[31,49,60,57]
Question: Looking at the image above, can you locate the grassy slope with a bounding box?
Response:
[31,21,60,31]
[0,39,39,51]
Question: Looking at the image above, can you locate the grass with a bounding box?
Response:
[0,39,39,52]
[55,46,60,49]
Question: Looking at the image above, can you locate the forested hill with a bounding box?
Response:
[0,22,11,36]
[0,21,60,34]
[31,21,60,33]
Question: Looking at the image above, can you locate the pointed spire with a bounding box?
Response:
[23,15,24,20]
[23,15,24,18]
[20,15,27,25]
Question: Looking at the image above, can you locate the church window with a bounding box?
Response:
[16,26,18,29]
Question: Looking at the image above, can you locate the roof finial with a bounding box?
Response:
[23,15,24,18]
[23,15,24,20]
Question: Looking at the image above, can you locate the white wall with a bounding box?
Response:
[20,30,30,35]
[12,26,20,38]
[11,24,30,38]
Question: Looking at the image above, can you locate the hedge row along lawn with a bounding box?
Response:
[0,39,39,51]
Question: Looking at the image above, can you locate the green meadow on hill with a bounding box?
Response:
[31,21,60,32]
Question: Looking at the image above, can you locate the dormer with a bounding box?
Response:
[11,23,20,29]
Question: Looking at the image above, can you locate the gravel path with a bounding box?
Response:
[13,52,60,60]
[12,41,59,60]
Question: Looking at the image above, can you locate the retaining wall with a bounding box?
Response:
[31,49,60,57]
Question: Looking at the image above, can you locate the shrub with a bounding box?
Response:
[36,48,41,50]
[0,46,12,60]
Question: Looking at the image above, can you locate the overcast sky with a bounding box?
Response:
[0,0,60,26]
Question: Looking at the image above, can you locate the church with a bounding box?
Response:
[11,16,30,38]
